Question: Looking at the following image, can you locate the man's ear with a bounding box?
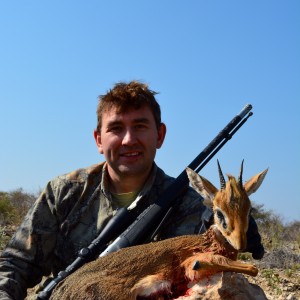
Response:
[94,130,104,154]
[156,123,166,149]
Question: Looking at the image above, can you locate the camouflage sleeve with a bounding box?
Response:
[0,290,12,300]
[158,187,207,239]
[0,181,59,299]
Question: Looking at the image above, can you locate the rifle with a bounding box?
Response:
[37,104,253,299]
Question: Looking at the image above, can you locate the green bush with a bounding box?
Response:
[0,227,11,250]
[251,203,285,250]
[0,189,36,252]
[0,192,18,225]
[0,189,36,226]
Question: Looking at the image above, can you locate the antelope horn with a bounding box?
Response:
[238,159,244,188]
[217,160,226,190]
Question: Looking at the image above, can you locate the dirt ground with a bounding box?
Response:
[246,266,300,300]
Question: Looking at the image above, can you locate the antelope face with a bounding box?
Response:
[213,176,251,251]
[186,160,268,252]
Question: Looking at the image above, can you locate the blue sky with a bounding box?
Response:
[0,1,299,222]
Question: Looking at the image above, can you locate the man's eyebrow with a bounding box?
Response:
[132,117,151,123]
[106,118,150,127]
[106,120,123,127]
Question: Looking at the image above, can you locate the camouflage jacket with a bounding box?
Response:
[0,162,205,300]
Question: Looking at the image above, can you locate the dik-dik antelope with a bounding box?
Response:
[50,161,268,300]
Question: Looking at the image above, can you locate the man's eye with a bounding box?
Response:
[135,124,147,130]
[109,126,122,133]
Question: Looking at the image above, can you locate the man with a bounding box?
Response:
[0,81,263,299]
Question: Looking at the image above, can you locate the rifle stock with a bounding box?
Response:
[38,104,253,299]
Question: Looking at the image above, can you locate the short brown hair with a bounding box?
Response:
[96,81,161,132]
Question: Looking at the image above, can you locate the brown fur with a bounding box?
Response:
[50,228,257,300]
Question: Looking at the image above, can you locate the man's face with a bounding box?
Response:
[94,105,166,180]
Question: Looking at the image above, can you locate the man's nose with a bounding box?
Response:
[122,128,137,145]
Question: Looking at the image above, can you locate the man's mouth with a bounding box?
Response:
[121,152,140,157]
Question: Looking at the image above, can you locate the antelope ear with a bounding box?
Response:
[186,168,218,206]
[244,168,269,196]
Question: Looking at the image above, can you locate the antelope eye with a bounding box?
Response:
[216,210,227,229]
